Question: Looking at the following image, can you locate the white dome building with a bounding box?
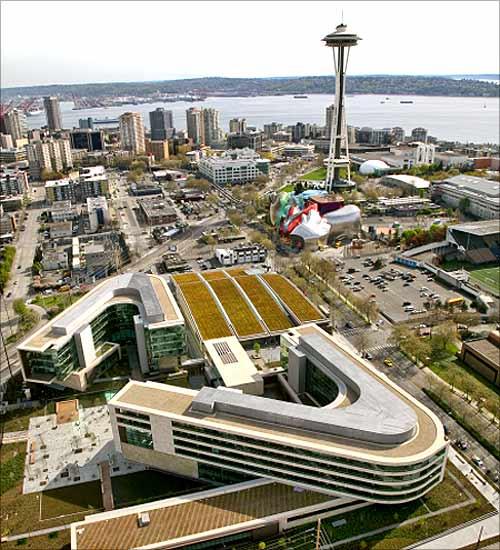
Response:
[359,159,390,176]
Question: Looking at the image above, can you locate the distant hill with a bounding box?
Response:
[2,75,499,99]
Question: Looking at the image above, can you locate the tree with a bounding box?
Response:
[431,321,457,358]
[13,299,28,318]
[245,205,257,219]
[186,178,210,193]
[253,342,261,358]
[227,211,243,227]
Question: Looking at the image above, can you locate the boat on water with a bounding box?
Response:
[400,100,414,104]
[26,109,43,116]
[293,95,308,99]
[380,101,385,104]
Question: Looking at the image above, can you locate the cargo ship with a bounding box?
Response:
[293,95,308,99]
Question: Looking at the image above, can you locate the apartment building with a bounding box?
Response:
[146,139,169,161]
[4,109,27,141]
[0,168,29,196]
[43,96,63,131]
[25,139,73,179]
[70,129,105,151]
[186,107,204,146]
[229,118,247,134]
[119,112,146,154]
[87,196,111,232]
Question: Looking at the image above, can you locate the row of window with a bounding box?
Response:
[172,430,442,486]
[173,437,442,496]
[175,445,441,503]
[171,421,446,475]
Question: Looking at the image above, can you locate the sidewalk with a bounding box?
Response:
[410,448,499,550]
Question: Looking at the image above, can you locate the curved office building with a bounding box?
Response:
[108,324,448,504]
[18,273,185,391]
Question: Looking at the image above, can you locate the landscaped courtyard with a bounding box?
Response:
[299,167,327,181]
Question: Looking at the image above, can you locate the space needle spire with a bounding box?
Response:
[323,23,361,192]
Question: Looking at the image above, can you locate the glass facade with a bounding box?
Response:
[305,361,339,407]
[145,325,186,370]
[118,425,153,449]
[23,338,79,380]
[90,303,139,347]
[170,421,446,503]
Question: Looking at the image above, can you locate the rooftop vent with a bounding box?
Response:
[137,512,150,528]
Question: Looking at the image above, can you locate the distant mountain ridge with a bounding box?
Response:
[2,75,499,99]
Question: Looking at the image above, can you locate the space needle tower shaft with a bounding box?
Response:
[323,23,361,191]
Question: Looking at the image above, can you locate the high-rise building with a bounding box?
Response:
[79,117,95,130]
[25,139,73,179]
[4,109,27,141]
[0,134,14,149]
[411,127,428,143]
[263,122,282,139]
[70,129,105,151]
[43,96,63,131]
[229,118,247,134]
[147,140,170,161]
[186,107,205,146]
[292,122,310,143]
[202,108,221,146]
[391,127,405,143]
[325,104,335,139]
[119,112,146,154]
[323,23,361,191]
[149,108,174,141]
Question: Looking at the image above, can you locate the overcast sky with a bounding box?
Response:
[1,1,499,88]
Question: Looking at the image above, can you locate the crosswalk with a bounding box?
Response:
[337,326,366,337]
[364,344,397,357]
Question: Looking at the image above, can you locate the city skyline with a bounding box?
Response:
[1,1,499,88]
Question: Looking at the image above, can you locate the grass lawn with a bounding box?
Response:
[40,482,103,520]
[0,442,26,495]
[262,273,323,323]
[111,470,209,508]
[299,167,327,181]
[279,183,294,192]
[1,481,102,538]
[469,266,500,296]
[325,462,493,550]
[0,407,47,432]
[0,530,71,550]
[429,355,500,415]
[32,292,86,313]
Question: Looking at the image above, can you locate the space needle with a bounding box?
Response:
[323,22,361,192]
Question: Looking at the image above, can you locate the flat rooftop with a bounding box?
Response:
[112,325,445,463]
[72,481,333,550]
[464,338,500,369]
[449,220,500,237]
[204,336,260,388]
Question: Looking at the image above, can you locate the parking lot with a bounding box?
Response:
[337,256,468,323]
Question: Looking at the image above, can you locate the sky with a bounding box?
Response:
[1,1,499,88]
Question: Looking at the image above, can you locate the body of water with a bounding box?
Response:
[25,94,500,143]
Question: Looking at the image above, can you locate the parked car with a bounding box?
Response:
[472,456,484,467]
[384,358,394,367]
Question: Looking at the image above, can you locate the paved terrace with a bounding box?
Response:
[72,481,337,550]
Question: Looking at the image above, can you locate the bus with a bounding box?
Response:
[447,297,464,307]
